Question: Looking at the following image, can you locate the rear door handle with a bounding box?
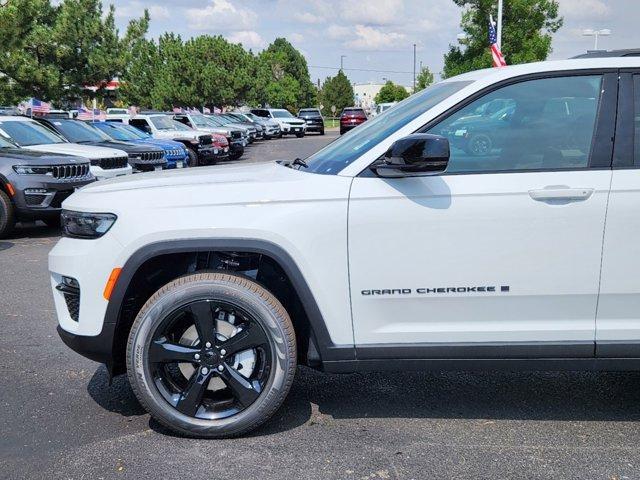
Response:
[528,187,594,202]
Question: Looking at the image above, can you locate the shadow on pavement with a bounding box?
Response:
[0,241,13,251]
[7,222,61,240]
[88,364,640,438]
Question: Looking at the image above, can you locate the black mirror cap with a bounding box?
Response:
[375,133,450,177]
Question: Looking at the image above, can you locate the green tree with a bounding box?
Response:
[0,0,147,104]
[118,10,156,107]
[375,80,409,103]
[443,0,563,78]
[415,66,435,91]
[257,38,315,109]
[318,70,353,117]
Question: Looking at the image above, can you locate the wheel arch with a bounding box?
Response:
[106,238,354,375]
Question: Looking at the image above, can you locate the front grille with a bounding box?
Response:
[230,131,242,140]
[50,190,74,208]
[52,163,91,179]
[198,135,213,146]
[90,156,129,170]
[130,151,164,163]
[166,148,185,158]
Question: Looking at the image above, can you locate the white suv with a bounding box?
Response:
[0,116,131,179]
[250,108,306,137]
[50,57,640,438]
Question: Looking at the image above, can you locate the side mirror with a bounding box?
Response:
[372,134,450,178]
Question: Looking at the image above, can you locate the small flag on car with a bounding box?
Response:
[77,106,93,120]
[488,16,506,68]
[203,107,211,114]
[30,98,51,114]
[173,107,182,113]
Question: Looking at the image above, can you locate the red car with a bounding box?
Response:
[339,107,367,135]
[212,133,230,161]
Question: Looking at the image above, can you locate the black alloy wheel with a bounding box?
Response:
[148,299,271,419]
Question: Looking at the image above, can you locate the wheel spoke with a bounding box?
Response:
[149,339,200,363]
[189,301,216,346]
[175,368,212,416]
[218,364,261,407]
[220,323,268,356]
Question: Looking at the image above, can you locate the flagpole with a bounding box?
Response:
[497,0,503,49]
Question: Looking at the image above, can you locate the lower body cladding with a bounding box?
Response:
[13,176,95,223]
[130,159,168,173]
[304,122,324,134]
[164,155,189,169]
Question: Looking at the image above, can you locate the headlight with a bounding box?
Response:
[61,210,117,239]
[13,165,52,175]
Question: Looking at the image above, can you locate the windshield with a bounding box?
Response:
[190,115,211,128]
[304,81,472,174]
[272,110,294,118]
[52,120,112,143]
[205,116,226,127]
[151,115,181,130]
[299,110,321,117]
[222,115,241,123]
[97,123,141,141]
[0,120,66,146]
[118,123,149,139]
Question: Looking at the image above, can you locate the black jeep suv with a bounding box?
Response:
[36,118,167,172]
[297,108,325,135]
[0,136,94,237]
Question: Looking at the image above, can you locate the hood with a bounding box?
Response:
[80,140,164,154]
[24,143,128,159]
[0,147,88,165]
[137,138,187,150]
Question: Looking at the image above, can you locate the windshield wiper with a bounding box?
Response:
[292,157,308,169]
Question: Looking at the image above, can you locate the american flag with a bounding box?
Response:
[202,107,211,114]
[30,98,51,114]
[488,17,506,68]
[77,107,93,120]
[213,107,222,114]
[172,107,182,113]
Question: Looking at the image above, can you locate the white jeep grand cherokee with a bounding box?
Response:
[50,57,640,437]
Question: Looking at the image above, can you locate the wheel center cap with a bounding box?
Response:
[202,349,218,366]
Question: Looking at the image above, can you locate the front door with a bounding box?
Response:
[348,72,616,358]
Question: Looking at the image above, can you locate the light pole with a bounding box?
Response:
[582,28,611,50]
[497,0,503,48]
[340,55,346,71]
[412,43,416,92]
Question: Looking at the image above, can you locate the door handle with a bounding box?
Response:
[528,187,594,202]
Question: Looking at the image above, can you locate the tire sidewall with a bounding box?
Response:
[128,276,294,437]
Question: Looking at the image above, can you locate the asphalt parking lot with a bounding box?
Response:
[3,130,640,479]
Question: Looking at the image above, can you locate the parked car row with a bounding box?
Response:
[0,106,328,238]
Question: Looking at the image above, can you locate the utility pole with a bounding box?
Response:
[412,43,416,92]
[340,55,346,71]
[497,0,503,48]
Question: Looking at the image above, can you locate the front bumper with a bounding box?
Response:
[57,323,116,366]
[195,145,218,162]
[282,124,306,134]
[13,176,95,221]
[90,165,132,180]
[304,121,323,132]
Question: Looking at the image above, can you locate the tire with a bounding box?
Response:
[340,128,345,135]
[43,216,61,228]
[0,189,15,239]
[277,132,283,138]
[229,151,242,160]
[126,272,297,438]
[295,132,305,138]
[186,148,198,167]
[320,129,325,136]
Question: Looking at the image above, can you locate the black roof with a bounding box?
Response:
[572,48,640,59]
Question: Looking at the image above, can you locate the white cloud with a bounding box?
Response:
[294,12,325,24]
[341,0,404,26]
[226,30,265,49]
[148,5,170,20]
[345,25,407,50]
[186,0,257,31]
[558,0,610,19]
[289,32,305,43]
[326,24,352,40]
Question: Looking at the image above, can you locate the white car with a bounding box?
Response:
[50,56,640,438]
[250,108,306,137]
[0,116,131,179]
[108,113,218,166]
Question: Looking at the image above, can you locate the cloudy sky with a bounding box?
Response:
[108,0,639,86]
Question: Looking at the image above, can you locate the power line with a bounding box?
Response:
[308,65,414,75]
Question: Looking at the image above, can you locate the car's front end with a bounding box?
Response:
[3,150,94,224]
[298,110,324,133]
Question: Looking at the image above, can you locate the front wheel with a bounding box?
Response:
[186,149,198,167]
[0,190,15,239]
[320,129,325,136]
[296,132,305,138]
[126,272,297,438]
